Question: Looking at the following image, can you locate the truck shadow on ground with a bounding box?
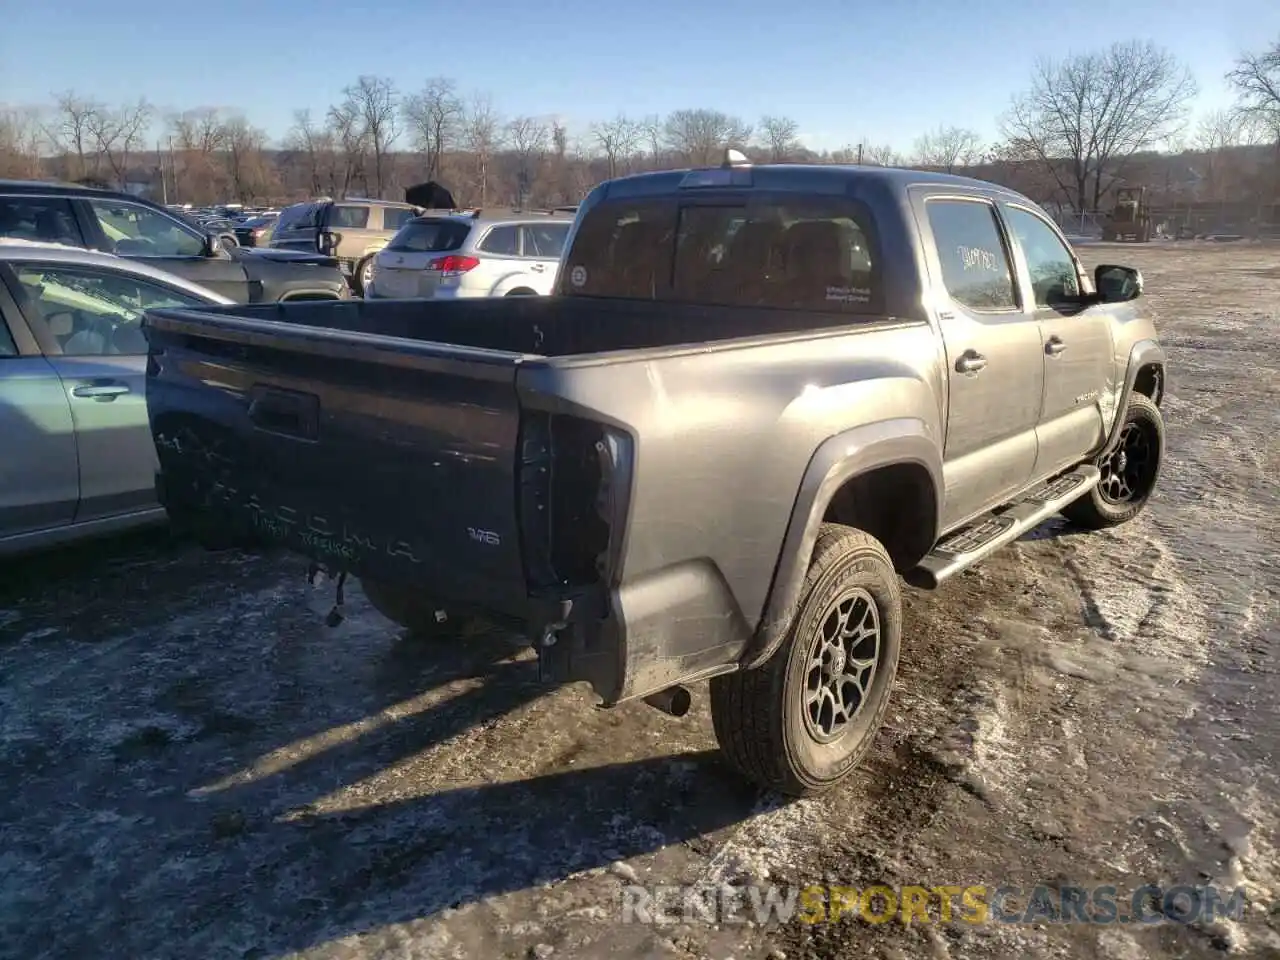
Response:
[1,536,765,959]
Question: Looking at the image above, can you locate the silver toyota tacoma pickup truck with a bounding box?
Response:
[143,154,1167,796]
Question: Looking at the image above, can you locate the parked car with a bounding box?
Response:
[0,241,236,555]
[142,157,1166,796]
[233,213,278,248]
[366,210,574,300]
[269,198,422,295]
[0,181,350,303]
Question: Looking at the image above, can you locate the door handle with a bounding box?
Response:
[1045,337,1067,356]
[955,351,988,374]
[530,263,546,273]
[72,381,130,401]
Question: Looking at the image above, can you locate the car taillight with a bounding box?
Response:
[427,255,479,277]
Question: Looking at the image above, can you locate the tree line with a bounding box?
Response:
[1,38,1277,216]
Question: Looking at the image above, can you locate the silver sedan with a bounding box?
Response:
[0,241,232,555]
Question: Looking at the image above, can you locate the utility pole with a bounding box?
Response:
[157,139,168,204]
[857,143,864,165]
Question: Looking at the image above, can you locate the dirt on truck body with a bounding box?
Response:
[143,155,1167,798]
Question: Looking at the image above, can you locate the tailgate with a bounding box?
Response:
[144,308,532,610]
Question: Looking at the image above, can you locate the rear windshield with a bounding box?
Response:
[386,218,471,253]
[562,196,880,312]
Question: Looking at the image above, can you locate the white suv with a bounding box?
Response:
[366,210,573,299]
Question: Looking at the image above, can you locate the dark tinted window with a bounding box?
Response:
[330,205,370,229]
[926,199,1017,311]
[0,197,84,245]
[563,197,880,311]
[276,203,317,231]
[386,219,470,253]
[0,312,16,356]
[521,223,571,258]
[380,207,418,231]
[479,225,519,256]
[1004,206,1080,307]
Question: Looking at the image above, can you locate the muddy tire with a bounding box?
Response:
[1063,393,1164,530]
[360,578,476,638]
[709,524,902,797]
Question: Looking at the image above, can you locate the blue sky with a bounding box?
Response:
[2,0,1275,152]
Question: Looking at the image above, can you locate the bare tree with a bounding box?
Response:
[462,94,503,206]
[758,115,800,161]
[1228,39,1280,144]
[0,107,47,179]
[286,109,336,197]
[48,91,102,180]
[339,76,399,197]
[590,114,640,178]
[325,98,368,198]
[402,77,462,182]
[222,116,276,202]
[1003,40,1197,212]
[86,99,154,188]
[639,114,664,168]
[663,109,752,166]
[506,115,549,204]
[168,108,231,204]
[911,124,982,172]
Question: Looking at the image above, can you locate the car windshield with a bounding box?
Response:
[386,219,471,253]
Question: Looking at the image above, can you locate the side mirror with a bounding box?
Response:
[217,232,238,252]
[1094,264,1143,303]
[319,230,338,255]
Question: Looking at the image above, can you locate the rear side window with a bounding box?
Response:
[386,219,470,253]
[562,197,880,312]
[925,199,1017,311]
[381,207,417,231]
[275,203,316,231]
[479,225,519,256]
[0,197,84,246]
[521,223,570,258]
[330,205,370,229]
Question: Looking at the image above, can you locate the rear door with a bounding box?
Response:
[519,222,571,294]
[77,197,252,302]
[5,262,205,521]
[0,276,79,541]
[913,192,1045,527]
[1000,204,1114,476]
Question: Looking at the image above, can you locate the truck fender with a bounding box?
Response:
[1100,338,1166,457]
[744,418,943,669]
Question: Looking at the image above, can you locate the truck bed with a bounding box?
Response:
[162,294,866,358]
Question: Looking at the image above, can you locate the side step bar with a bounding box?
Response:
[905,465,1099,590]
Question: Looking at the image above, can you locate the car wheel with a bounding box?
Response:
[354,257,375,296]
[1062,393,1165,530]
[709,524,902,797]
[505,288,538,297]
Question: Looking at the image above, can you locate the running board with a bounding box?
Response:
[905,465,1100,590]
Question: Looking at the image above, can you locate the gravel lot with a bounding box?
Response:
[2,242,1277,960]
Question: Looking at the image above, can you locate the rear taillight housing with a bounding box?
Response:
[427,255,480,277]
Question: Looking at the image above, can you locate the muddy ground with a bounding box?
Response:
[1,242,1277,960]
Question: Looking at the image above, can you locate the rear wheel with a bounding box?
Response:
[709,524,902,797]
[354,256,375,296]
[1063,393,1164,529]
[505,287,537,297]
